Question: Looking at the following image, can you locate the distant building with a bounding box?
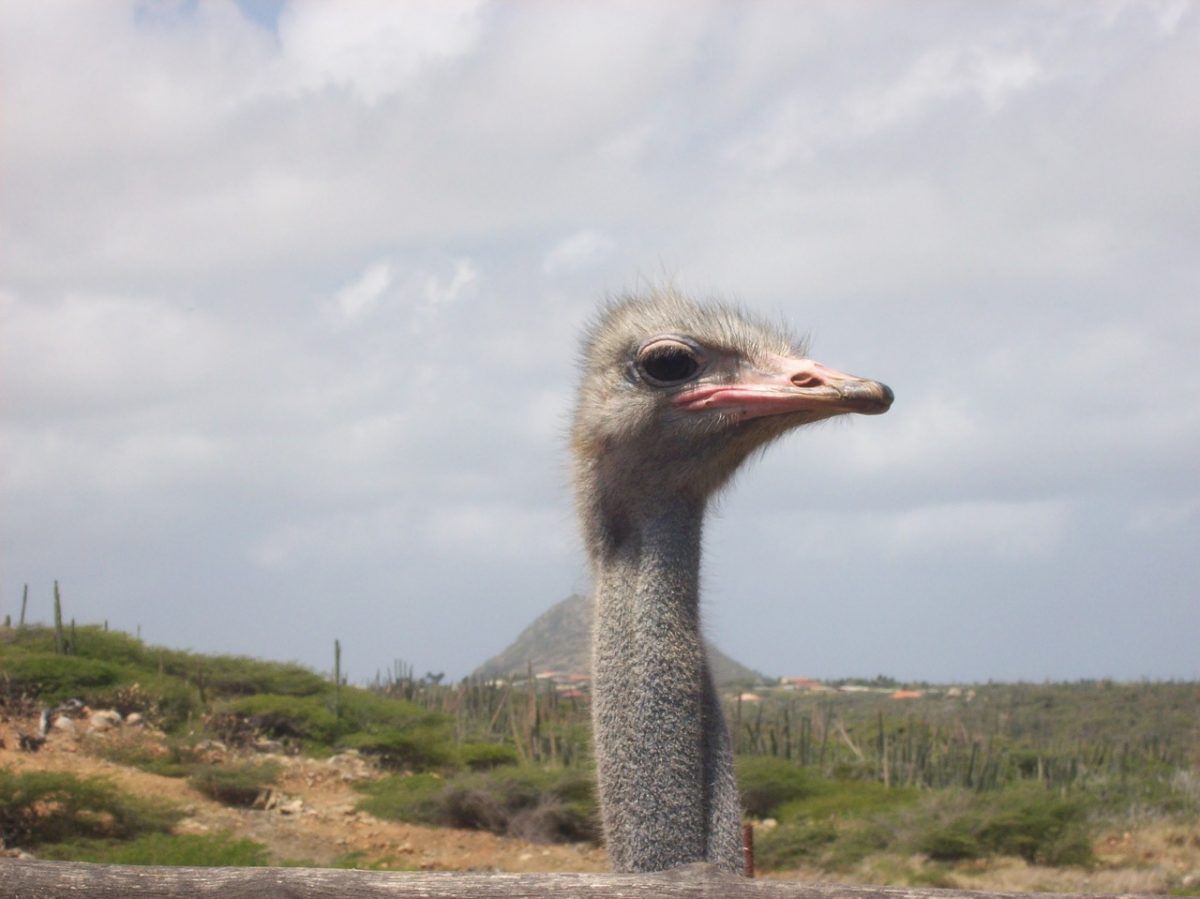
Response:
[779,676,826,691]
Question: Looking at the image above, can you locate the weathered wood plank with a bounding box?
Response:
[0,860,1167,899]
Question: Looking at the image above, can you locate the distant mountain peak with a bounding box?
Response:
[472,594,765,687]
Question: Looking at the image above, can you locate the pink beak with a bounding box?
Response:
[673,354,893,420]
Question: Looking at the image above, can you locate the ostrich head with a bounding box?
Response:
[572,289,893,554]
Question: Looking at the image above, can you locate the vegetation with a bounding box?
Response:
[3,613,1198,879]
[750,770,1095,872]
[187,761,280,807]
[37,832,271,866]
[356,765,598,844]
[0,769,181,848]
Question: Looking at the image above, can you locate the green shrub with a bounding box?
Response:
[220,689,453,753]
[772,778,918,823]
[918,821,983,861]
[459,742,519,770]
[357,766,598,844]
[335,690,452,736]
[912,786,1094,867]
[338,726,453,771]
[755,819,838,869]
[977,788,1093,866]
[7,624,327,701]
[187,762,280,807]
[0,652,122,701]
[736,756,820,818]
[826,819,895,870]
[38,832,270,866]
[0,768,180,848]
[225,694,341,744]
[356,772,446,825]
[190,655,328,698]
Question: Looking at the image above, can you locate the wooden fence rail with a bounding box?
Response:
[0,860,1166,899]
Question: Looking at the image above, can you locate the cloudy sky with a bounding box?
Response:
[2,1,1197,685]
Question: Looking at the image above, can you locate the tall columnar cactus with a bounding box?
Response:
[333,639,342,720]
[53,581,65,654]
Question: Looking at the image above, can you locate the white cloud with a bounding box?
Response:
[334,259,393,322]
[542,231,616,274]
[886,500,1070,560]
[725,43,1042,172]
[0,291,224,417]
[429,501,573,561]
[421,258,478,307]
[272,0,487,104]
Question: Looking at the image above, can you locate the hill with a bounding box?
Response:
[472,594,766,686]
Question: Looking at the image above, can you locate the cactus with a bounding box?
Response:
[53,581,65,654]
[333,639,342,720]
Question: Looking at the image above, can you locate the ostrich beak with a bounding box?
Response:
[674,354,893,420]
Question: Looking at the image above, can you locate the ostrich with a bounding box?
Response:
[571,289,892,874]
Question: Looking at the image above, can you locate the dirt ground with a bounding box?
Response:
[3,712,1197,892]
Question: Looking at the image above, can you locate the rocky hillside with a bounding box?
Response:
[472,594,766,686]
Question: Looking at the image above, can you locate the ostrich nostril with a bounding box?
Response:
[791,373,824,389]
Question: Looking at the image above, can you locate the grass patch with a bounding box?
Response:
[329,850,417,871]
[38,831,270,866]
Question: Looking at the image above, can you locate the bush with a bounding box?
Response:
[188,762,280,807]
[736,756,820,818]
[338,726,454,771]
[459,742,519,770]
[224,694,340,745]
[189,656,328,699]
[38,832,270,866]
[0,768,181,848]
[356,772,446,825]
[0,652,122,701]
[755,819,838,869]
[335,690,452,737]
[977,788,1094,866]
[826,819,895,870]
[918,821,983,861]
[357,765,598,844]
[219,689,453,756]
[913,786,1094,867]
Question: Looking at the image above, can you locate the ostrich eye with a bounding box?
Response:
[637,340,703,386]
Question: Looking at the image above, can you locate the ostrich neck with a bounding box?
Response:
[590,496,743,873]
